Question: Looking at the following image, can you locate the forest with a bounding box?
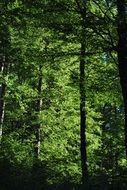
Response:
[0,0,127,190]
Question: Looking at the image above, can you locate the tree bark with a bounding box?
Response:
[80,42,88,185]
[116,0,127,156]
[34,64,42,159]
[0,6,10,143]
[0,62,6,143]
[76,0,89,184]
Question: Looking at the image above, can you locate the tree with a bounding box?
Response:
[0,1,10,144]
[116,0,127,157]
[75,0,89,185]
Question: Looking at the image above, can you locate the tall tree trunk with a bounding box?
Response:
[34,64,42,159]
[80,41,88,185]
[76,0,89,184]
[0,60,6,143]
[32,64,43,190]
[116,0,127,156]
[0,5,10,143]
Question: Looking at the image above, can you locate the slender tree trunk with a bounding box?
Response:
[79,1,89,185]
[32,64,43,190]
[0,8,10,143]
[80,41,88,185]
[76,0,89,185]
[116,0,127,156]
[0,61,6,143]
[34,64,42,159]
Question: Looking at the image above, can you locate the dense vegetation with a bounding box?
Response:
[0,0,127,189]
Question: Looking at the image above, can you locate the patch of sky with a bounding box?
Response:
[102,52,109,64]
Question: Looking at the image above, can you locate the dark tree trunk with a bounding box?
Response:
[80,42,88,185]
[116,0,127,156]
[76,0,89,185]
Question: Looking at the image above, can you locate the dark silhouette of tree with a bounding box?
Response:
[117,0,127,156]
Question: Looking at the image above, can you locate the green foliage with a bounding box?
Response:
[0,0,127,190]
